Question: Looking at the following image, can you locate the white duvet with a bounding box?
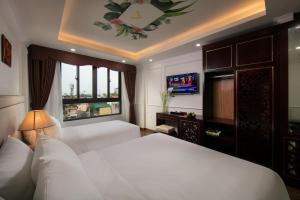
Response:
[61,120,140,154]
[79,133,290,200]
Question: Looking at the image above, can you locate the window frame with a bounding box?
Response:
[62,65,122,121]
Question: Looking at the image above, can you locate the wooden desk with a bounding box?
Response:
[156,112,204,145]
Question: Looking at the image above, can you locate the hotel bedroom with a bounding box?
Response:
[1,0,300,199]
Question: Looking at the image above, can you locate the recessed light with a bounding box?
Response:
[296,46,300,50]
[195,43,201,47]
[70,48,76,52]
[149,59,153,62]
[122,60,126,63]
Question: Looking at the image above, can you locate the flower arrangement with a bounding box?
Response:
[160,91,171,113]
[187,112,197,119]
[94,0,196,40]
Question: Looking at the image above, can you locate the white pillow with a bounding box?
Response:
[32,135,103,200]
[0,137,34,200]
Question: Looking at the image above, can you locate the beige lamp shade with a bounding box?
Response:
[19,110,54,131]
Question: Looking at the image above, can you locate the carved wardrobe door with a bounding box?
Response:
[236,67,274,167]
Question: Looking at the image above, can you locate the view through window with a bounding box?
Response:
[61,63,121,121]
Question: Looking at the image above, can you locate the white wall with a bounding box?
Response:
[0,1,28,105]
[135,51,203,130]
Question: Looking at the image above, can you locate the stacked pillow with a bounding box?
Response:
[32,135,103,200]
[0,137,34,200]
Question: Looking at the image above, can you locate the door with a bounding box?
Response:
[236,67,274,167]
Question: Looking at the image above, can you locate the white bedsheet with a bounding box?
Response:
[79,133,290,200]
[61,120,140,154]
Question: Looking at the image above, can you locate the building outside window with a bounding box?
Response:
[61,63,121,121]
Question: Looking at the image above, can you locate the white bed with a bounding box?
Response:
[61,120,140,154]
[79,133,290,200]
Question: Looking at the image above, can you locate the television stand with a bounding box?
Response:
[156,112,204,145]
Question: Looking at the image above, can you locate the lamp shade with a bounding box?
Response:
[19,110,54,131]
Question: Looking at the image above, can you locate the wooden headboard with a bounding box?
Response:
[0,96,25,147]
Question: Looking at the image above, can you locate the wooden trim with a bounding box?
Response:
[0,96,25,109]
[28,44,136,72]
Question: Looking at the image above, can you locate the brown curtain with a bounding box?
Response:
[28,58,56,110]
[124,71,137,124]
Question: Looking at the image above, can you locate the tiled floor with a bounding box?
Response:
[140,129,300,199]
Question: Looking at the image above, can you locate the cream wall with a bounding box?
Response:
[135,51,203,130]
[0,1,28,108]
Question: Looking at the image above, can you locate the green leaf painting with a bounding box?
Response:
[94,0,197,40]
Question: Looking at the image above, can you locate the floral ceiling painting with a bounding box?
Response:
[94,0,196,40]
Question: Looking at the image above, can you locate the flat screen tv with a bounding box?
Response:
[167,73,199,94]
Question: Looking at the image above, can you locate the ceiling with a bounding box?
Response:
[4,0,300,64]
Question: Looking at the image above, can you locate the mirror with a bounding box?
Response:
[288,24,300,134]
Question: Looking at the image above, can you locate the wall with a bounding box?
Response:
[135,51,203,130]
[0,0,28,106]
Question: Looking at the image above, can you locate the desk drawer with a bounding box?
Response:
[157,114,178,122]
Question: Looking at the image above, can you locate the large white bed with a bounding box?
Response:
[79,133,289,200]
[0,96,291,200]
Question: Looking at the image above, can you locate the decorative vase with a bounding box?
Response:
[161,91,170,113]
[162,104,168,113]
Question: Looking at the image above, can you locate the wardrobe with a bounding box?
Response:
[203,13,300,186]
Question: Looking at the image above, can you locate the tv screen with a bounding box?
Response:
[167,73,199,94]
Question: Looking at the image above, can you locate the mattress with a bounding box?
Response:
[79,133,290,200]
[61,120,140,154]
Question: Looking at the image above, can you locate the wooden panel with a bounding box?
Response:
[236,67,274,167]
[284,138,300,180]
[212,78,234,120]
[179,119,203,145]
[205,46,232,70]
[236,36,273,67]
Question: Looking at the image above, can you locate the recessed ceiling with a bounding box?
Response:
[5,0,300,64]
[59,0,266,60]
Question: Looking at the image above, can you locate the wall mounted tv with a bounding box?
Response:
[167,73,199,95]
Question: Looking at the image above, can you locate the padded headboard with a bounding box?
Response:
[0,96,25,147]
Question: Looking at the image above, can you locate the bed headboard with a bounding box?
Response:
[0,96,25,147]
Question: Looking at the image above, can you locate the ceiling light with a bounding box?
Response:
[296,46,300,50]
[70,48,76,52]
[122,60,126,63]
[296,25,300,29]
[149,59,153,62]
[195,43,201,47]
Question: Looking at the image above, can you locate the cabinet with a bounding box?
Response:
[203,26,278,168]
[204,45,233,70]
[236,67,274,167]
[179,118,203,144]
[156,113,204,145]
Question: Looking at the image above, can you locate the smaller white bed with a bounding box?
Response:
[61,120,140,154]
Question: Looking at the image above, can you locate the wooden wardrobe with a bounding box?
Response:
[203,27,279,169]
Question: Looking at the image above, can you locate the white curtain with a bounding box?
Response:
[45,61,63,123]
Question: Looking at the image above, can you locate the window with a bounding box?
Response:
[61,63,77,99]
[61,63,121,121]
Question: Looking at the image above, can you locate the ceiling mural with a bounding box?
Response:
[94,0,196,40]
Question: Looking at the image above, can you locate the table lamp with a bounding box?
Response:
[19,110,54,149]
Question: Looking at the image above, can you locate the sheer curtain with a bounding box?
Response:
[45,62,63,123]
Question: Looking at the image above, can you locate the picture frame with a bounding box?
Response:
[1,34,12,67]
